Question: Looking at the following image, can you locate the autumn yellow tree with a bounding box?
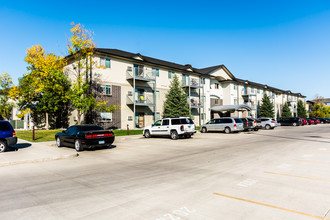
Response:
[67,22,119,125]
[10,45,71,129]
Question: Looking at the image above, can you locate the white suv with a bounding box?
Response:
[143,117,196,140]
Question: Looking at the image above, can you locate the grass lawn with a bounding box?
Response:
[16,129,143,142]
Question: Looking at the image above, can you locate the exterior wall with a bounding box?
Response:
[64,53,306,127]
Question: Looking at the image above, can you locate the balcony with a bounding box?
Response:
[126,66,156,82]
[126,93,155,106]
[188,97,203,109]
[242,93,256,102]
[182,77,202,89]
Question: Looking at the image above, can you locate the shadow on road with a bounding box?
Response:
[7,143,32,151]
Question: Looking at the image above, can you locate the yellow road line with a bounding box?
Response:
[264,171,330,183]
[295,159,330,165]
[213,193,329,220]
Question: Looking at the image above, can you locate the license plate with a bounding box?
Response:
[99,140,105,144]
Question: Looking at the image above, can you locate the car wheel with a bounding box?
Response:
[254,128,259,131]
[265,124,271,130]
[144,130,151,138]
[74,139,83,152]
[201,127,207,133]
[293,122,297,126]
[56,137,62,147]
[0,140,7,153]
[170,130,178,140]
[224,127,231,134]
[321,121,324,124]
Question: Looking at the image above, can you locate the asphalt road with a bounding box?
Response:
[1,125,330,220]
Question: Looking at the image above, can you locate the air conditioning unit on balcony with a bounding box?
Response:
[128,91,132,96]
[127,66,132,71]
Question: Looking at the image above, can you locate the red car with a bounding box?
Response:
[306,119,314,125]
[313,119,320,124]
[302,119,308,125]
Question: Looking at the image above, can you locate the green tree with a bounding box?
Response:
[311,103,330,118]
[0,73,14,120]
[297,100,307,118]
[10,45,70,129]
[259,94,274,118]
[163,74,191,118]
[67,22,120,124]
[281,102,292,118]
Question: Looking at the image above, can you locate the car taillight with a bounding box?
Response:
[254,120,256,124]
[12,131,16,137]
[86,133,113,139]
[180,125,184,131]
[246,122,249,126]
[271,121,275,123]
[234,124,236,127]
[298,118,301,121]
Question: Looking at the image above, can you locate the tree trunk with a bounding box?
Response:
[45,112,49,130]
[77,110,81,125]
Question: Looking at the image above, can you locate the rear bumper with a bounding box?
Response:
[81,136,115,148]
[180,131,196,136]
[6,137,17,146]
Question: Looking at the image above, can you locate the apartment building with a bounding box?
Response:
[65,48,305,129]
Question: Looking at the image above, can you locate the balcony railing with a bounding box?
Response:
[188,97,203,108]
[126,94,155,106]
[182,77,202,88]
[126,66,156,81]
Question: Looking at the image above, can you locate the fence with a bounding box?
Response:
[9,120,24,129]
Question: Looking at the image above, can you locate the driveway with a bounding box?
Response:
[1,125,330,219]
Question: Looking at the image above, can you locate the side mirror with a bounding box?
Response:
[151,124,154,127]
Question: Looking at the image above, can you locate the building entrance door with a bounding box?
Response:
[138,113,144,128]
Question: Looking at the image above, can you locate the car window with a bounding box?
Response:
[271,119,275,121]
[0,122,12,131]
[222,119,232,123]
[215,119,222,124]
[171,119,180,125]
[80,126,104,131]
[260,119,267,121]
[187,118,194,124]
[234,118,243,123]
[66,126,76,135]
[208,119,215,124]
[162,119,169,126]
[154,120,162,126]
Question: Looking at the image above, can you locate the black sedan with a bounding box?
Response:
[55,125,115,151]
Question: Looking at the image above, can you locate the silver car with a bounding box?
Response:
[200,117,244,134]
[258,117,277,129]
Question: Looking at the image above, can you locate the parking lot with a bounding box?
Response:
[1,125,330,219]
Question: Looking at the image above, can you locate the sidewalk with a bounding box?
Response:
[0,139,78,167]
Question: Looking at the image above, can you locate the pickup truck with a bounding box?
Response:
[0,120,17,153]
[55,125,115,152]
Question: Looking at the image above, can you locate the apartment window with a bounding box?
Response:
[215,83,219,89]
[155,112,161,120]
[156,90,160,99]
[251,88,254,93]
[153,68,159,77]
[234,99,238,105]
[101,85,112,95]
[201,78,206,85]
[168,71,174,79]
[100,112,112,120]
[215,99,219,105]
[234,84,238,90]
[258,89,260,94]
[201,113,206,120]
[100,58,111,68]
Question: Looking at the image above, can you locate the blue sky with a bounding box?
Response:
[1,0,330,100]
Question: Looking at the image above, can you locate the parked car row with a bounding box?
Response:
[278,117,329,126]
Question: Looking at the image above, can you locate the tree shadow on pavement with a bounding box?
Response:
[7,143,32,151]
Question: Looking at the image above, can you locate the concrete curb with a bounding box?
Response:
[0,153,79,167]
